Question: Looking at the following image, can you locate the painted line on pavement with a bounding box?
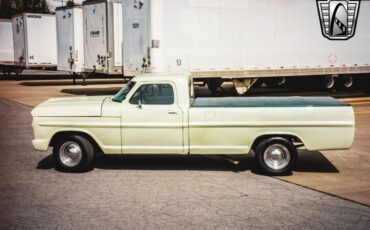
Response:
[350,102,370,105]
[340,97,370,102]
[274,177,370,208]
[355,111,370,115]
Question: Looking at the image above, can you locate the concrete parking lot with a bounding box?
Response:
[0,73,370,228]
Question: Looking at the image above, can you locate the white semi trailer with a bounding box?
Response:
[12,13,57,69]
[0,19,16,76]
[56,6,84,76]
[0,19,14,63]
[122,0,370,94]
[83,0,123,75]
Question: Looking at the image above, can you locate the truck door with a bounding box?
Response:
[121,82,184,154]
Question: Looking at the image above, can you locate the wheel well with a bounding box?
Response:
[49,131,103,155]
[251,134,304,151]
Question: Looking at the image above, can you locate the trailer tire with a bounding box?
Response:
[53,135,94,172]
[323,76,336,90]
[263,77,286,88]
[255,137,297,175]
[338,75,354,89]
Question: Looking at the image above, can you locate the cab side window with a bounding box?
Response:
[129,84,174,105]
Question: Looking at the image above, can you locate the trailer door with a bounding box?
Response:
[12,16,26,64]
[122,0,150,76]
[56,9,74,70]
[26,15,57,66]
[0,21,14,62]
[112,2,123,68]
[83,2,107,71]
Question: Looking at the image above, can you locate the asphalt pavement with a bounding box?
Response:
[0,98,370,229]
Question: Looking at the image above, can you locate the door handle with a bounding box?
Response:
[167,111,178,115]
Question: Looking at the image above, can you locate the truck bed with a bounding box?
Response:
[191,97,349,108]
[189,96,354,154]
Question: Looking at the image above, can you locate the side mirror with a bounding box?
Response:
[138,99,142,109]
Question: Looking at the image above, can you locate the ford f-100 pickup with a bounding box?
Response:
[31,73,355,175]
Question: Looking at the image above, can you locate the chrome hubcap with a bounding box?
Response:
[59,141,82,167]
[263,144,290,171]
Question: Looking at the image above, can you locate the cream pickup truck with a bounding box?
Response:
[31,73,355,175]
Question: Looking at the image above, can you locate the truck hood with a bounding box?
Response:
[31,96,109,117]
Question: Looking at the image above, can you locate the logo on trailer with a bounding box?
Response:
[90,31,100,37]
[317,0,361,40]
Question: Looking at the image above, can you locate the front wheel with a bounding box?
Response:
[53,135,94,172]
[255,137,297,175]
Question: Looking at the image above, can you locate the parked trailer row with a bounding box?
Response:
[1,0,369,93]
[122,0,370,94]
[1,14,57,77]
[0,1,124,80]
[54,0,123,82]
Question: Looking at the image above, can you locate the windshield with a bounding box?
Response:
[112,81,136,102]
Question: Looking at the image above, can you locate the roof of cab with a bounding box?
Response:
[133,72,191,82]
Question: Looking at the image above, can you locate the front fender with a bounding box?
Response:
[32,116,121,154]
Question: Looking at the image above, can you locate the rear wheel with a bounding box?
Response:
[255,137,297,175]
[53,135,94,172]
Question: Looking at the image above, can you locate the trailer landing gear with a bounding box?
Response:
[206,79,224,95]
[233,78,257,95]
[70,72,90,85]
